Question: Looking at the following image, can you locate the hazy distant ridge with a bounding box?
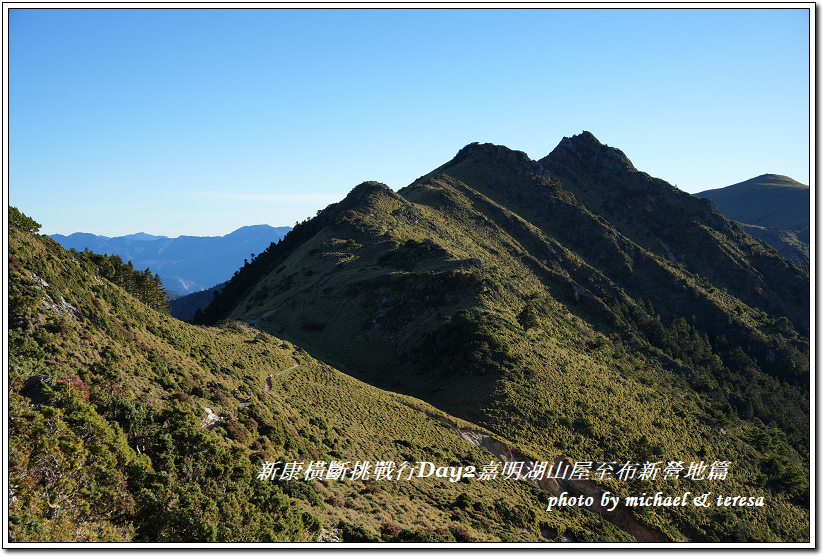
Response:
[51,224,291,293]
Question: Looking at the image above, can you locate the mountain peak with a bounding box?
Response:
[757,173,793,182]
[346,180,400,201]
[326,181,406,215]
[569,130,600,145]
[542,131,637,173]
[119,232,169,241]
[453,142,534,164]
[733,173,809,190]
[416,142,550,184]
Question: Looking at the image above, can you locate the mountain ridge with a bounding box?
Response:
[190,132,809,541]
[695,174,810,268]
[537,133,808,326]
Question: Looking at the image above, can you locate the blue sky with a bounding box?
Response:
[8,7,811,237]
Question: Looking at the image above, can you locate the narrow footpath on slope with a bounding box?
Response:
[204,334,301,428]
[266,355,300,391]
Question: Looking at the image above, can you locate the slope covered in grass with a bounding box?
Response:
[192,137,810,542]
[10,214,644,543]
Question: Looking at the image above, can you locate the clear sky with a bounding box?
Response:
[7,6,811,237]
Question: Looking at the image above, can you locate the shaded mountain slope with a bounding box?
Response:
[191,139,810,541]
[696,174,810,268]
[538,133,808,327]
[736,222,809,269]
[408,138,809,388]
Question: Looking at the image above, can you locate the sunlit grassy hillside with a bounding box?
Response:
[10,216,638,543]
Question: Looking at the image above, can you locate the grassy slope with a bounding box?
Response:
[214,174,809,541]
[11,224,637,543]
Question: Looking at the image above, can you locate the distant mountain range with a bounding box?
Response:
[51,225,291,294]
[696,174,809,268]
